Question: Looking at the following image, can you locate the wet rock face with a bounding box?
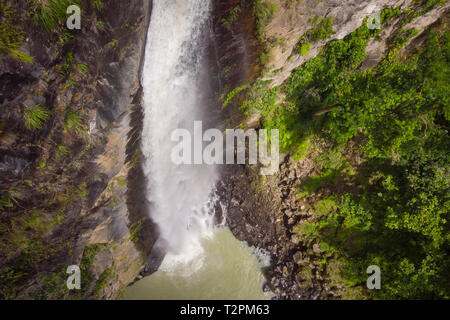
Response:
[62,0,158,300]
[211,0,263,127]
[0,151,36,180]
[0,1,156,300]
[0,73,33,106]
[212,0,262,86]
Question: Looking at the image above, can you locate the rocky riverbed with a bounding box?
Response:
[218,154,337,300]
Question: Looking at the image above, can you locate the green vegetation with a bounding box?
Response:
[314,197,337,215]
[64,110,86,134]
[244,5,449,298]
[223,85,247,108]
[60,51,74,75]
[97,20,105,30]
[312,153,449,298]
[294,16,334,56]
[38,0,79,31]
[259,51,269,65]
[25,242,112,300]
[56,144,70,159]
[222,5,241,25]
[0,0,124,301]
[23,104,52,131]
[252,0,279,43]
[419,0,447,12]
[116,178,127,187]
[0,1,33,63]
[34,270,69,300]
[108,38,118,47]
[28,242,110,300]
[294,36,313,57]
[308,16,335,41]
[300,42,312,57]
[129,220,142,243]
[286,0,303,8]
[94,267,114,298]
[299,167,341,195]
[127,148,143,168]
[0,206,67,299]
[78,63,89,73]
[69,243,105,298]
[0,190,18,211]
[90,0,105,11]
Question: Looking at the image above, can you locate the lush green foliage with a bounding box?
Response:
[419,0,447,12]
[244,5,449,298]
[315,153,449,298]
[0,1,33,63]
[326,31,449,159]
[90,0,104,11]
[23,104,52,131]
[252,0,278,43]
[300,42,312,57]
[0,190,18,211]
[308,16,335,41]
[222,85,247,108]
[309,25,448,298]
[244,8,449,157]
[294,16,334,56]
[39,0,79,31]
[222,5,241,25]
[64,110,86,134]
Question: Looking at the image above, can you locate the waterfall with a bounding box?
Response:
[140,0,218,272]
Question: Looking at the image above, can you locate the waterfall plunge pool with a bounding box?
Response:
[121,228,272,300]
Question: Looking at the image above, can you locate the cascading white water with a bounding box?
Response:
[123,1,273,299]
[141,0,217,271]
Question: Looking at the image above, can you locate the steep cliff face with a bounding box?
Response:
[0,0,156,299]
[260,0,415,85]
[262,0,449,86]
[219,0,449,300]
[211,0,263,129]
